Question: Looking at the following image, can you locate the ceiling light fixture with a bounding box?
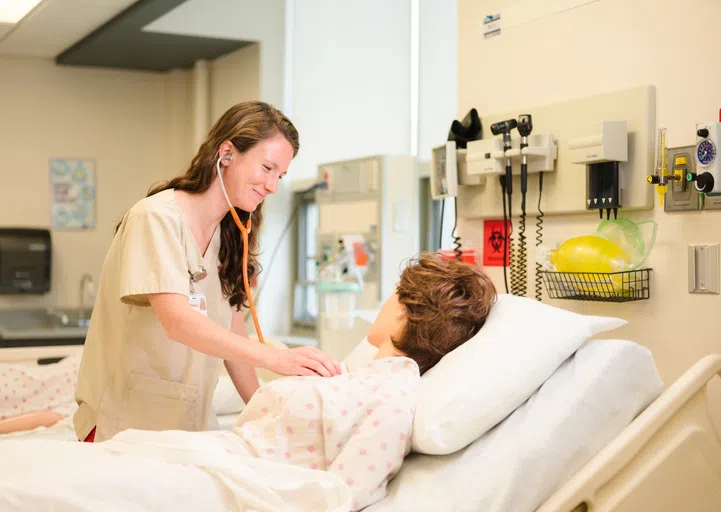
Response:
[0,0,43,24]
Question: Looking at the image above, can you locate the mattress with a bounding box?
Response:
[366,339,664,512]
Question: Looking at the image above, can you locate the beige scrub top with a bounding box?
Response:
[73,189,232,442]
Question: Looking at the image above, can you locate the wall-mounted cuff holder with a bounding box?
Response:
[568,120,628,212]
[465,133,557,177]
[431,141,460,199]
[456,148,486,186]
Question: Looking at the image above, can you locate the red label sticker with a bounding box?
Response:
[483,220,510,267]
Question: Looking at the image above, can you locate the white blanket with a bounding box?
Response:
[0,434,351,512]
[0,357,421,512]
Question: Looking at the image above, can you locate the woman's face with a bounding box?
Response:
[219,133,294,212]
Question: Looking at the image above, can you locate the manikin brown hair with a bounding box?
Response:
[138,101,299,309]
[393,253,497,374]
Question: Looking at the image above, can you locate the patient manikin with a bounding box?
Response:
[0,352,81,434]
[0,254,496,512]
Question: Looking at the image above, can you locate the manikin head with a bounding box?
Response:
[367,253,497,375]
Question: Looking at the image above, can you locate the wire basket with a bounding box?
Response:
[539,268,651,302]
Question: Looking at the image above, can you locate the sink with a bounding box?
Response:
[0,308,92,342]
[0,308,93,330]
[47,308,93,328]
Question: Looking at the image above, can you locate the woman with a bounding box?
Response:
[74,101,341,443]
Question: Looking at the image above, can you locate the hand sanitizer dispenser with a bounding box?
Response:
[568,121,628,218]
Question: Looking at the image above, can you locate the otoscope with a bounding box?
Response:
[516,114,533,297]
[490,119,517,294]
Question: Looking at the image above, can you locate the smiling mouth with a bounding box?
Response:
[253,190,266,200]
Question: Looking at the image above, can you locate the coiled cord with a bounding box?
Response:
[535,172,545,302]
[514,193,527,297]
[452,196,462,261]
[512,159,529,297]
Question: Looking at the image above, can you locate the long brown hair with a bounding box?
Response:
[145,101,299,310]
[393,253,497,374]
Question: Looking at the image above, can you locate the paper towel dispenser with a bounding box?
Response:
[0,228,52,294]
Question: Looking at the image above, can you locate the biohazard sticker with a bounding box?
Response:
[483,220,510,267]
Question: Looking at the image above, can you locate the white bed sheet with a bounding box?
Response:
[1,412,242,442]
[366,339,664,512]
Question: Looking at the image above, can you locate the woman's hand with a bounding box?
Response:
[148,293,341,377]
[259,345,342,378]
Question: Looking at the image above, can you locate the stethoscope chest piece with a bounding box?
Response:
[190,267,208,282]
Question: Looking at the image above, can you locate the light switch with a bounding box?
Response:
[688,244,720,294]
[393,200,409,233]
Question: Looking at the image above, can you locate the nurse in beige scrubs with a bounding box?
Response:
[74,101,341,443]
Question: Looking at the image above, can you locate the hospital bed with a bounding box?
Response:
[365,343,721,511]
[536,353,721,512]
[1,339,720,511]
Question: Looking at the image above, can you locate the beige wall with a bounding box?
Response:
[457,0,721,384]
[0,48,260,312]
[0,57,191,310]
[210,44,261,122]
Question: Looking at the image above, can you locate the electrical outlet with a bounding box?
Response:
[664,146,701,212]
[688,244,720,294]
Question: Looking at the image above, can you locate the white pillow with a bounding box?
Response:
[411,294,627,455]
[213,374,268,416]
[213,375,246,415]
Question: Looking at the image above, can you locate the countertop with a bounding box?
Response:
[0,308,89,341]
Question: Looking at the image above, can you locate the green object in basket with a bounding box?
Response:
[595,218,657,271]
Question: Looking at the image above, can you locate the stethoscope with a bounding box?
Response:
[213,154,266,345]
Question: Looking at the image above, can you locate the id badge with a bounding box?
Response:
[189,293,208,316]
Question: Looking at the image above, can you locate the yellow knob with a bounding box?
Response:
[657,185,668,207]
